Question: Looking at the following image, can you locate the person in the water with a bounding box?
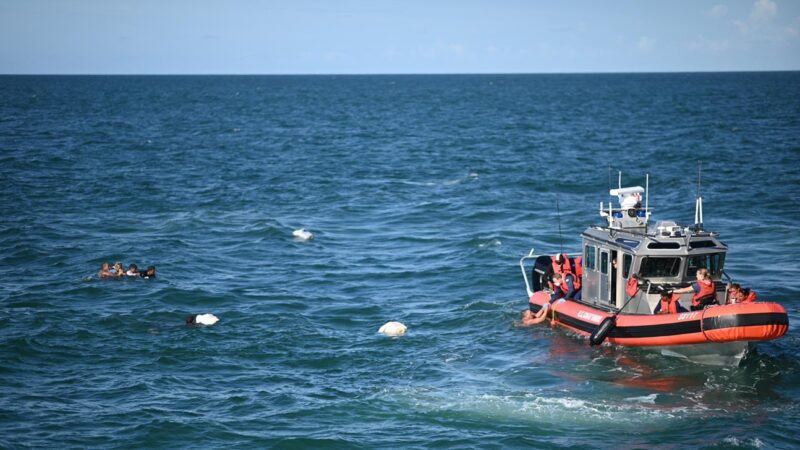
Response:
[99,262,112,278]
[520,303,550,326]
[126,263,138,276]
[139,266,156,279]
[520,291,563,326]
[100,262,155,279]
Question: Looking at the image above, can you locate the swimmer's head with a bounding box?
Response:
[185,315,196,325]
[146,266,156,278]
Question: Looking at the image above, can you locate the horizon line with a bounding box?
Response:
[2,69,799,76]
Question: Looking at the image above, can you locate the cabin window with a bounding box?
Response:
[600,252,609,275]
[639,257,681,278]
[615,238,641,249]
[689,240,717,249]
[622,254,632,278]
[584,245,596,271]
[686,253,725,277]
[647,241,681,249]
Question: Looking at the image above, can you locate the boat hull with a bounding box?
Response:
[529,291,789,347]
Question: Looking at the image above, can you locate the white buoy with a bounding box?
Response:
[194,313,219,326]
[378,321,407,337]
[292,228,314,240]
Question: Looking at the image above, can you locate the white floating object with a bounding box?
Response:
[194,313,219,326]
[378,321,407,337]
[292,228,314,240]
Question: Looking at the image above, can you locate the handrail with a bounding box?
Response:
[519,248,582,298]
[721,270,733,284]
[519,248,537,297]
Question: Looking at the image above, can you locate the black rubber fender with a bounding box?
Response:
[590,316,616,346]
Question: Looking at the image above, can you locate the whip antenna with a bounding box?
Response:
[556,194,564,255]
[697,161,702,198]
[694,161,704,230]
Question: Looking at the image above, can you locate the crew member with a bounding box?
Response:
[673,267,716,311]
[548,254,572,290]
[653,290,687,314]
[551,272,581,301]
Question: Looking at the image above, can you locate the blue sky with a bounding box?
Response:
[1,0,798,74]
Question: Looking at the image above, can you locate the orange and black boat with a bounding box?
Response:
[520,175,788,365]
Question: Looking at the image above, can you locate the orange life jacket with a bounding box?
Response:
[553,273,580,299]
[691,279,716,307]
[552,255,582,290]
[626,277,639,298]
[549,254,573,291]
[657,294,681,314]
[730,289,758,303]
[570,271,581,290]
[551,254,572,275]
[573,256,583,290]
[572,256,583,285]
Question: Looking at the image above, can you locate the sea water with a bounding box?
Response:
[1,73,799,448]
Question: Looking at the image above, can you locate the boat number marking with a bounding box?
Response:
[577,310,603,324]
[677,312,700,321]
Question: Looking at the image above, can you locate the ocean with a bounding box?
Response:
[1,73,799,449]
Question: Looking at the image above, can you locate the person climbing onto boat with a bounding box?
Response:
[653,290,687,314]
[520,270,581,326]
[521,293,560,326]
[673,267,717,311]
[727,283,757,304]
[520,303,549,326]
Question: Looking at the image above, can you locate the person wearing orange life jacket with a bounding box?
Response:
[551,253,571,273]
[571,256,583,282]
[550,272,581,301]
[547,254,571,289]
[653,290,687,314]
[727,283,757,304]
[673,267,717,311]
[548,254,582,300]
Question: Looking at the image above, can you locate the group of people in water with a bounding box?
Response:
[99,262,156,279]
[522,253,757,325]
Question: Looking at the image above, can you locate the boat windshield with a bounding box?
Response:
[639,257,681,278]
[686,253,725,278]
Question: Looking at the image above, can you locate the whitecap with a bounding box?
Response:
[625,393,658,404]
[382,388,697,428]
[478,238,502,248]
